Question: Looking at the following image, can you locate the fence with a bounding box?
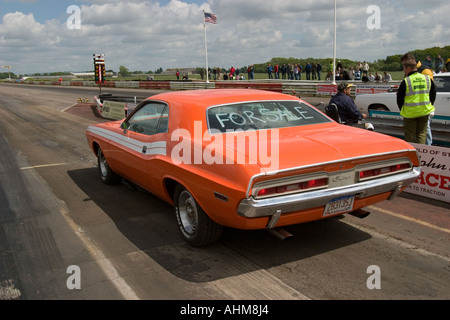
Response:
[20,79,400,98]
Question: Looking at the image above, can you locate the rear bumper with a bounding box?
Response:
[237,167,421,218]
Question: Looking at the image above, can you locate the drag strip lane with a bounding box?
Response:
[0,83,448,302]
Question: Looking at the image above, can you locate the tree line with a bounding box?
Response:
[4,46,449,80]
[246,46,450,74]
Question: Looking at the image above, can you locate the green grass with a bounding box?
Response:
[389,71,405,81]
[117,71,405,82]
[18,70,405,83]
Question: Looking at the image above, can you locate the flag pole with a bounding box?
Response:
[332,0,337,85]
[203,10,209,83]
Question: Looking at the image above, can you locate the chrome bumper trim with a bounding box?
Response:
[237,167,420,218]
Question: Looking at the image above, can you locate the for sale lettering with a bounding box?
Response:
[215,106,314,129]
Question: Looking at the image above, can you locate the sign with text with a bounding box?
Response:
[405,143,450,203]
[317,84,337,96]
[356,85,391,95]
[102,101,126,120]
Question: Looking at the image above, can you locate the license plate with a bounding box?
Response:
[323,195,355,216]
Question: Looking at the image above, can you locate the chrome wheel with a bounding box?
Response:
[98,149,108,178]
[174,185,223,247]
[178,190,199,236]
[97,147,121,185]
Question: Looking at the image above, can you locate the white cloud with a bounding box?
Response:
[1,12,44,41]
[0,0,449,74]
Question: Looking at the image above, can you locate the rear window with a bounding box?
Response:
[207,100,330,133]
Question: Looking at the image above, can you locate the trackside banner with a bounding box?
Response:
[102,100,126,120]
[316,84,337,96]
[406,143,450,203]
[355,85,391,95]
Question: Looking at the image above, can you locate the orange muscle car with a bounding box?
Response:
[86,89,421,246]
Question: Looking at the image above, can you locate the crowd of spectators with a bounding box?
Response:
[325,60,394,83]
[207,60,383,82]
[264,62,324,81]
[202,54,449,82]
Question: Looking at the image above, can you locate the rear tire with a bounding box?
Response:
[174,185,222,247]
[97,147,121,185]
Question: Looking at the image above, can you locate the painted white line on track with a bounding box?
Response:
[61,103,79,113]
[19,162,139,299]
[369,205,450,234]
[59,207,140,300]
[344,219,450,263]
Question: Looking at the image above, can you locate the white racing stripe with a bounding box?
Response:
[87,126,166,156]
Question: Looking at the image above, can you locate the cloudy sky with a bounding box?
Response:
[1,0,449,75]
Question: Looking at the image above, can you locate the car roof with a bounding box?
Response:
[434,72,450,77]
[147,89,300,108]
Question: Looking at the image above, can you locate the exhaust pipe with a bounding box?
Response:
[267,228,294,241]
[348,209,371,219]
[266,210,293,240]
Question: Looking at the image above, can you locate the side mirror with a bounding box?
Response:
[121,122,129,132]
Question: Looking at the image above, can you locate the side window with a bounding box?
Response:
[156,107,169,134]
[127,102,167,136]
[434,76,450,93]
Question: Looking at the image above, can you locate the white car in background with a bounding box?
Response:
[355,72,450,117]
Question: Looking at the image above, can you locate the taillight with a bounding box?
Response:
[256,178,328,198]
[359,163,410,180]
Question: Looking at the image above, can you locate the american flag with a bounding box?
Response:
[204,12,218,24]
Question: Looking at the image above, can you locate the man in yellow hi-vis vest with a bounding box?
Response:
[397,54,436,144]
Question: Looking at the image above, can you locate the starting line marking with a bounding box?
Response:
[20,163,70,170]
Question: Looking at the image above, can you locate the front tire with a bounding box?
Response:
[97,147,121,185]
[174,185,222,247]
